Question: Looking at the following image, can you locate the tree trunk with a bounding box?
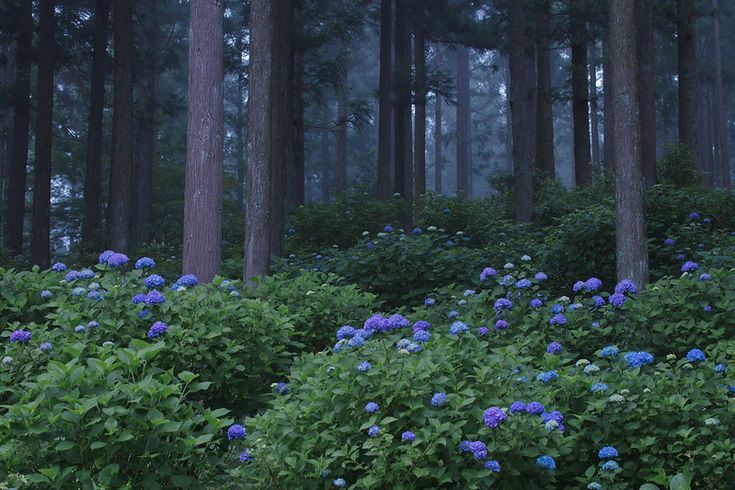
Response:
[109,0,134,252]
[30,0,55,268]
[610,0,649,287]
[235,35,247,210]
[456,46,471,197]
[503,55,513,175]
[535,0,555,179]
[413,23,426,198]
[244,0,293,281]
[182,0,224,283]
[508,0,535,222]
[589,42,601,168]
[133,0,159,243]
[699,83,714,187]
[602,36,614,169]
[393,0,412,206]
[677,0,698,157]
[711,0,730,187]
[321,111,330,202]
[571,0,591,186]
[637,0,656,186]
[376,0,392,199]
[81,0,109,243]
[434,49,443,194]
[292,49,305,204]
[335,49,348,194]
[3,0,32,255]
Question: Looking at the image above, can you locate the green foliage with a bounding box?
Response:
[656,144,703,188]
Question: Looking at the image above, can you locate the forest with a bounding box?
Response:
[1,0,735,488]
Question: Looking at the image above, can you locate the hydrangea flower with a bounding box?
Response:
[387,314,409,329]
[614,279,638,295]
[509,401,526,414]
[664,238,675,246]
[704,305,713,312]
[144,290,166,305]
[526,401,545,415]
[132,293,146,304]
[468,441,487,460]
[592,296,605,308]
[147,321,168,339]
[413,330,430,343]
[584,277,603,292]
[98,250,115,263]
[546,342,563,354]
[51,262,67,272]
[239,450,253,462]
[551,303,564,314]
[484,460,501,473]
[144,274,166,289]
[536,455,556,471]
[477,326,489,336]
[549,314,567,326]
[600,345,620,357]
[172,274,198,289]
[536,370,558,383]
[463,289,476,297]
[364,314,391,333]
[601,460,620,471]
[535,272,548,281]
[87,290,103,301]
[681,261,699,273]
[275,382,289,394]
[689,211,700,220]
[458,440,471,453]
[530,298,543,308]
[541,410,565,432]
[686,348,706,362]
[9,330,32,343]
[367,425,380,437]
[228,424,246,440]
[624,351,654,368]
[357,361,371,372]
[424,297,435,306]
[412,320,430,333]
[40,290,53,299]
[365,402,379,413]
[504,263,514,270]
[431,392,447,407]
[336,326,356,341]
[88,321,99,329]
[483,407,507,428]
[598,446,618,459]
[715,363,726,373]
[449,321,469,335]
[591,383,608,393]
[609,293,626,308]
[494,319,509,330]
[135,257,156,269]
[402,431,416,442]
[107,253,129,268]
[517,278,532,289]
[39,342,53,352]
[588,482,603,490]
[494,298,512,313]
[584,364,600,374]
[347,336,365,348]
[333,478,346,488]
[65,270,80,282]
[699,273,712,281]
[71,287,86,297]
[383,225,393,232]
[78,269,95,280]
[573,281,585,293]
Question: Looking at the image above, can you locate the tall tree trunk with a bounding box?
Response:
[610,0,649,287]
[413,23,426,198]
[637,0,656,185]
[82,0,109,243]
[244,0,293,281]
[3,0,32,254]
[321,111,330,202]
[292,49,305,205]
[393,0,412,207]
[571,0,591,186]
[508,0,535,222]
[677,0,698,157]
[699,83,715,187]
[434,49,443,194]
[235,36,247,210]
[711,0,730,187]
[133,0,159,243]
[602,36,615,169]
[109,0,134,252]
[182,0,223,283]
[456,46,471,197]
[589,42,601,168]
[535,0,555,179]
[376,0,392,199]
[503,55,513,175]
[335,49,348,194]
[30,0,55,268]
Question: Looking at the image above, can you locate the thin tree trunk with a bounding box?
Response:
[393,0,412,206]
[182,0,224,283]
[434,49,443,194]
[292,49,305,204]
[376,0,392,199]
[3,0,32,254]
[133,0,159,243]
[109,0,134,252]
[336,49,348,194]
[571,0,591,186]
[589,42,601,168]
[30,0,55,268]
[602,36,614,169]
[503,55,513,175]
[456,46,471,197]
[82,0,109,243]
[637,0,656,185]
[244,0,293,281]
[413,23,426,198]
[677,0,698,157]
[610,0,649,287]
[711,0,730,187]
[699,83,715,187]
[536,0,555,179]
[235,36,246,210]
[508,0,535,222]
[321,111,330,202]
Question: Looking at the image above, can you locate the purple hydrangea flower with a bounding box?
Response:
[535,272,548,281]
[402,431,416,442]
[468,441,487,460]
[584,277,602,292]
[480,267,497,281]
[107,253,129,268]
[477,326,489,336]
[526,401,545,415]
[494,319,509,330]
[51,262,67,272]
[689,211,700,220]
[484,460,501,473]
[614,279,638,295]
[699,273,712,281]
[336,326,356,340]
[609,293,626,308]
[483,407,507,428]
[517,279,532,289]
[98,250,114,263]
[39,342,53,352]
[365,402,379,413]
[144,290,166,305]
[414,330,430,342]
[227,424,246,440]
[431,392,447,407]
[549,314,567,326]
[541,410,565,432]
[592,295,605,308]
[681,261,699,273]
[664,238,675,246]
[364,314,391,333]
[357,361,371,372]
[147,321,168,339]
[546,342,563,354]
[9,330,32,343]
[367,425,380,437]
[424,297,435,306]
[412,320,430,333]
[144,274,166,288]
[239,450,253,462]
[509,401,526,414]
[494,298,513,313]
[65,270,80,282]
[387,314,409,329]
[530,298,543,308]
[135,257,156,269]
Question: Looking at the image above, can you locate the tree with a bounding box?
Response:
[376,0,392,199]
[677,0,698,158]
[413,22,426,198]
[434,50,443,194]
[182,0,224,283]
[589,42,600,167]
[571,0,592,186]
[609,0,649,287]
[335,48,348,194]
[456,45,471,196]
[711,0,730,187]
[244,0,294,281]
[30,0,55,268]
[602,36,614,169]
[535,0,555,179]
[393,0,412,206]
[109,0,134,251]
[3,0,32,255]
[508,0,535,223]
[637,0,656,185]
[81,0,110,243]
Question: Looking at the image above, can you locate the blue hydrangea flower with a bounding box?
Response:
[172,274,198,289]
[275,382,289,394]
[135,257,156,269]
[364,314,391,333]
[686,348,706,362]
[588,482,603,490]
[664,238,675,246]
[551,303,564,314]
[414,330,430,343]
[480,267,497,281]
[78,269,95,280]
[494,319,509,330]
[39,342,53,352]
[704,305,713,312]
[535,272,548,281]
[464,289,476,297]
[412,320,430,333]
[689,211,700,220]
[65,270,80,282]
[51,262,67,272]
[412,227,422,234]
[468,441,487,460]
[541,411,565,432]
[591,383,608,393]
[98,250,114,263]
[536,370,558,383]
[699,273,712,281]
[483,407,507,428]
[365,402,379,413]
[484,460,501,473]
[107,253,129,268]
[681,261,699,273]
[357,361,372,372]
[600,345,620,357]
[387,314,409,329]
[367,425,380,437]
[144,290,166,305]
[609,293,626,308]
[573,281,585,293]
[526,401,545,415]
[333,478,346,488]
[715,363,727,373]
[228,424,246,440]
[402,431,416,442]
[87,290,103,301]
[347,335,365,348]
[449,321,470,335]
[584,277,603,292]
[494,298,512,313]
[625,351,654,368]
[147,321,168,339]
[88,321,99,329]
[517,278,532,289]
[71,287,86,297]
[447,310,460,319]
[499,275,514,286]
[9,330,32,343]
[614,279,638,295]
[383,225,393,232]
[336,326,356,340]
[40,290,53,299]
[530,298,543,308]
[549,314,567,326]
[144,274,166,288]
[601,460,620,471]
[407,342,422,353]
[424,297,435,306]
[536,455,556,471]
[592,296,605,308]
[431,392,447,407]
[239,450,253,462]
[546,342,563,354]
[509,401,526,414]
[598,446,618,459]
[132,293,146,304]
[74,325,86,333]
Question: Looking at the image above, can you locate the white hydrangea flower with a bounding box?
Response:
[504,263,515,270]
[521,255,531,262]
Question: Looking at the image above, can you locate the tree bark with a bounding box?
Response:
[535,0,555,179]
[711,0,730,187]
[376,0,392,199]
[336,49,348,194]
[3,0,32,255]
[602,36,615,169]
[82,0,110,243]
[413,23,426,198]
[508,0,535,222]
[434,48,443,194]
[677,0,698,157]
[610,0,649,287]
[589,42,601,168]
[109,0,134,252]
[393,0,412,205]
[235,34,247,210]
[571,0,591,186]
[637,0,656,186]
[244,0,293,281]
[321,110,330,202]
[30,0,55,268]
[456,46,471,197]
[182,0,224,283]
[292,49,306,204]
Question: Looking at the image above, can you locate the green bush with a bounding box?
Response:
[656,144,703,188]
